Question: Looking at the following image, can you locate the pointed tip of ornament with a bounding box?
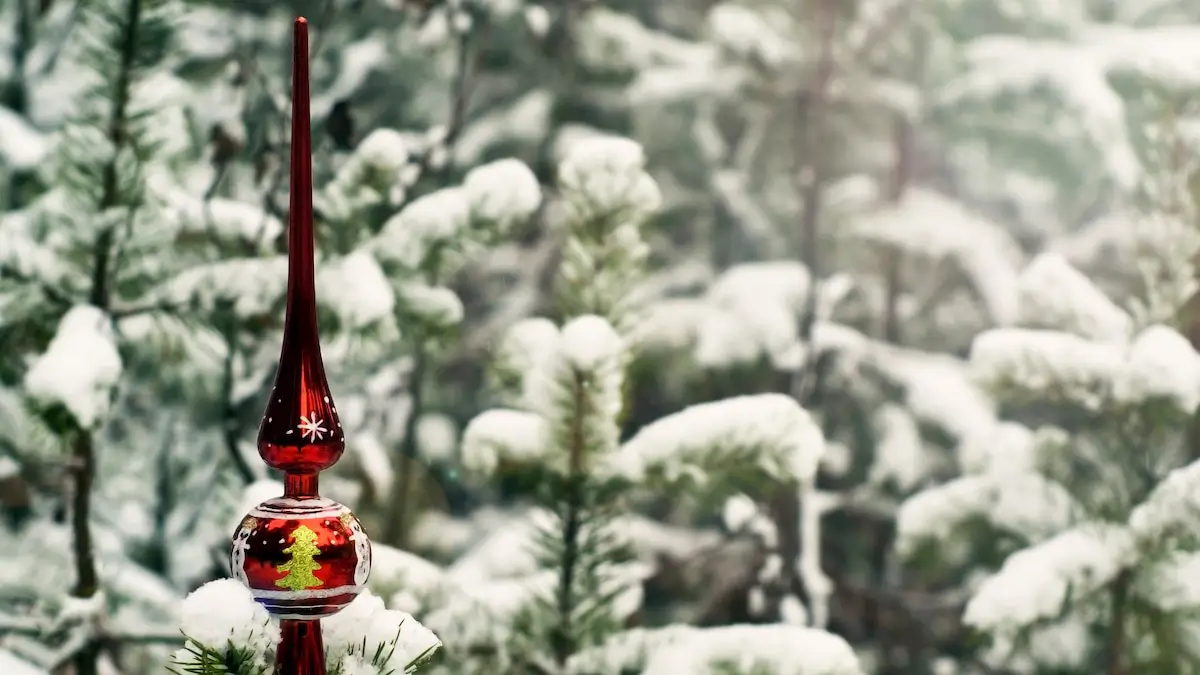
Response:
[286,15,313,308]
[256,15,344,480]
[290,18,311,217]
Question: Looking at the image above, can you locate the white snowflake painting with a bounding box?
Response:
[298,414,328,442]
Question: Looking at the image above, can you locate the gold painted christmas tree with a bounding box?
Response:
[275,525,324,591]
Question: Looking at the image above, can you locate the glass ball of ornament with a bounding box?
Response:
[231,495,371,619]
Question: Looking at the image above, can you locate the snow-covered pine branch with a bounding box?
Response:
[373,155,540,281]
[486,317,561,409]
[851,188,1023,329]
[464,360,833,543]
[460,314,622,475]
[962,523,1135,635]
[317,128,414,223]
[565,624,861,675]
[970,253,1200,416]
[603,394,825,494]
[898,246,1200,670]
[23,306,122,431]
[169,580,441,675]
[1014,252,1131,343]
[342,155,542,364]
[895,472,1081,560]
[553,135,660,330]
[1129,458,1200,546]
[460,408,548,476]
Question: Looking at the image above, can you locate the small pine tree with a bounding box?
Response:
[275,525,324,591]
[437,135,859,675]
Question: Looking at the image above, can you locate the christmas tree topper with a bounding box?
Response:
[229,17,372,675]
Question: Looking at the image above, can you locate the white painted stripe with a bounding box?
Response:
[251,585,360,600]
[255,503,341,513]
[270,613,332,620]
[253,503,343,513]
[248,506,345,520]
[262,497,342,508]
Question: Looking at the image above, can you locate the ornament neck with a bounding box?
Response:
[284,472,319,499]
[274,619,326,675]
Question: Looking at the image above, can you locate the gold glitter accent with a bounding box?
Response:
[275,525,323,591]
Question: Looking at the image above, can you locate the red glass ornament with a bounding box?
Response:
[228,17,372,675]
[258,14,345,479]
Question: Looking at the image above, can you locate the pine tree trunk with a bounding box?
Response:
[1106,571,1131,675]
[552,372,589,669]
[384,338,428,547]
[71,2,142,674]
[69,431,99,675]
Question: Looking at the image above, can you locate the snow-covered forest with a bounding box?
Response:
[4,0,1200,674]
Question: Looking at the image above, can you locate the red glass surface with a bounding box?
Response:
[275,620,326,675]
[258,16,344,480]
[230,500,369,619]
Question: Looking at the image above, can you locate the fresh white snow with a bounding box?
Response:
[23,306,122,429]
